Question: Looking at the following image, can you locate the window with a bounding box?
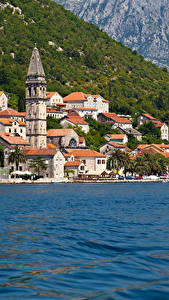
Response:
[14,129,17,133]
[82,160,86,165]
[20,129,22,133]
[69,138,77,148]
[19,166,22,171]
[9,128,11,133]
[102,160,105,164]
[80,166,84,171]
[98,160,101,164]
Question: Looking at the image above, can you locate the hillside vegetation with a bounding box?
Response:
[0,0,169,120]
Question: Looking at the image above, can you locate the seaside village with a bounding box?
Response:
[0,46,169,182]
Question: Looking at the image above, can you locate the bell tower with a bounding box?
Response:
[26,45,47,148]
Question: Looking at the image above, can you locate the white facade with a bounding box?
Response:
[0,92,8,111]
[74,107,98,120]
[160,123,168,141]
[46,92,64,106]
[0,119,26,139]
[105,134,128,144]
[63,93,109,115]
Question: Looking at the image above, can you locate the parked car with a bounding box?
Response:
[135,176,143,180]
[118,175,124,180]
[126,175,135,180]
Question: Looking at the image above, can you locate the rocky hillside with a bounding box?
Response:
[0,0,169,120]
[55,0,169,68]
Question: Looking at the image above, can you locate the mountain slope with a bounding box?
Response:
[0,0,169,120]
[55,0,169,68]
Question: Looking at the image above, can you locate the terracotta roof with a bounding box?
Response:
[102,113,132,124]
[0,132,10,136]
[75,107,97,111]
[65,149,106,158]
[47,143,56,149]
[108,142,131,152]
[0,118,25,126]
[23,148,57,156]
[47,108,61,113]
[66,116,88,125]
[136,144,148,150]
[152,120,164,128]
[164,152,169,158]
[63,92,109,103]
[46,92,57,99]
[63,92,88,102]
[47,129,72,137]
[64,160,82,167]
[107,134,126,140]
[0,134,30,146]
[142,113,156,120]
[0,91,4,96]
[0,108,24,117]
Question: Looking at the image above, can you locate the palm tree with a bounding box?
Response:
[135,156,150,176]
[120,152,131,178]
[29,156,47,177]
[8,146,26,171]
[107,149,124,174]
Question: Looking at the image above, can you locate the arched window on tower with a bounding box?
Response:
[34,87,37,96]
[28,88,31,97]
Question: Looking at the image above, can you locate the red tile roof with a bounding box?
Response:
[0,108,24,117]
[0,118,25,126]
[64,160,82,167]
[47,129,72,137]
[63,92,109,103]
[102,113,132,124]
[65,149,106,158]
[46,92,57,99]
[75,107,97,111]
[47,108,61,113]
[66,116,88,125]
[0,134,30,146]
[108,142,131,152]
[0,91,4,96]
[152,120,164,128]
[107,134,126,140]
[23,148,57,156]
[142,113,156,120]
[47,143,57,149]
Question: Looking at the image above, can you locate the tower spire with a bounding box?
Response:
[27,45,45,77]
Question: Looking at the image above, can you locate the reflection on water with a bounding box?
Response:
[0,183,169,299]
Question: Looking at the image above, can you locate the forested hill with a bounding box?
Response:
[0,0,169,120]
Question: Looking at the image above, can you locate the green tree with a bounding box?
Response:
[8,146,26,171]
[29,156,47,176]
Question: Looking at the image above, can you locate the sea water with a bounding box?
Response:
[0,183,169,299]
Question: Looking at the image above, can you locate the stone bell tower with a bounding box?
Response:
[26,45,47,148]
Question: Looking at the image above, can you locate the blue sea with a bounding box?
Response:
[0,183,169,299]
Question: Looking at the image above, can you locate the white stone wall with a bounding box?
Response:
[160,123,168,141]
[0,93,8,111]
[76,156,107,175]
[46,93,63,106]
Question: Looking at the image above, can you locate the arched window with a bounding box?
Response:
[28,88,31,97]
[69,138,77,148]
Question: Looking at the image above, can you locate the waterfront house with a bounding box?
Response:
[64,148,107,175]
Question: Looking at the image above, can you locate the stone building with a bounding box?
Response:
[26,46,47,148]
